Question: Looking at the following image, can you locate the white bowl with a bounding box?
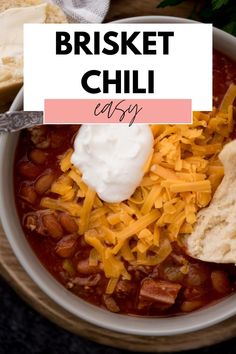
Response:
[1,16,236,337]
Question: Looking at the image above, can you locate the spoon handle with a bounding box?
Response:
[0,111,43,133]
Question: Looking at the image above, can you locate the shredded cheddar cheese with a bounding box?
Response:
[39,85,236,294]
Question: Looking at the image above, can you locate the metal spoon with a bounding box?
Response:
[0,111,43,134]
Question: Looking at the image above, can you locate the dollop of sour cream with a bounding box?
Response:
[71,125,153,203]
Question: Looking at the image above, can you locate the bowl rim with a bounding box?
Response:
[1,15,236,337]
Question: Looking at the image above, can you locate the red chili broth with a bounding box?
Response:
[14,50,236,316]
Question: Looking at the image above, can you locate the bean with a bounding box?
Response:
[35,172,55,194]
[55,234,78,258]
[185,264,209,287]
[211,270,230,294]
[59,213,78,233]
[30,149,47,165]
[20,185,37,204]
[77,258,100,275]
[18,161,40,179]
[181,300,204,312]
[42,214,63,238]
[103,295,120,313]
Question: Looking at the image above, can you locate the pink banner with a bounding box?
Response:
[44,99,192,125]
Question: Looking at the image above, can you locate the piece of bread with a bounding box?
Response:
[0,56,23,109]
[0,0,67,108]
[0,0,67,23]
[186,139,236,263]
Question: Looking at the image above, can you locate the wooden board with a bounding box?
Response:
[1,0,236,351]
[1,223,236,352]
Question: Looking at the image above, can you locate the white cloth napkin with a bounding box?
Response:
[52,0,110,23]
